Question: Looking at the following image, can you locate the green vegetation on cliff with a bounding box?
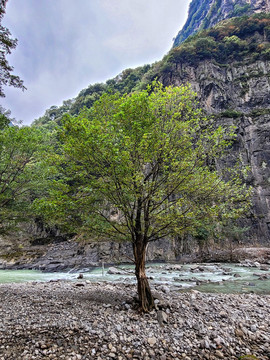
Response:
[142,14,270,83]
[173,0,252,47]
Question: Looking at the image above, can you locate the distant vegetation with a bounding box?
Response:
[143,13,270,82]
[33,65,151,127]
[173,0,252,46]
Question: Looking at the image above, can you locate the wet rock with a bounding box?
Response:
[260,265,269,271]
[107,267,127,275]
[234,273,241,278]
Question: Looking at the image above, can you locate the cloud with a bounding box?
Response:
[1,0,190,125]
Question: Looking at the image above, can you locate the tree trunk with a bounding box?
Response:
[133,240,155,312]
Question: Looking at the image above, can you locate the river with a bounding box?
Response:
[0,263,269,294]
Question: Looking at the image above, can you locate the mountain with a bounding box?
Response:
[173,0,270,46]
[157,13,270,243]
[34,3,270,246]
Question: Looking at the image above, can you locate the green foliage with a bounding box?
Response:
[0,105,12,129]
[231,3,251,17]
[173,0,211,46]
[250,108,270,117]
[152,14,270,80]
[0,0,25,97]
[35,83,251,241]
[202,0,222,30]
[0,125,49,231]
[218,109,243,119]
[33,65,151,127]
[173,0,252,47]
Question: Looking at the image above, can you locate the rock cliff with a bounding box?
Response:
[161,60,270,243]
[173,0,270,46]
[155,14,270,243]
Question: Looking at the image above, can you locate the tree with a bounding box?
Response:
[35,83,251,312]
[0,125,47,231]
[0,105,12,128]
[0,0,25,97]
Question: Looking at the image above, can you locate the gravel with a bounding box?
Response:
[0,280,269,359]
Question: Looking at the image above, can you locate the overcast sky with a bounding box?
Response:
[1,0,190,125]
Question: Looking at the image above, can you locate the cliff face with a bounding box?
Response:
[160,59,270,242]
[173,0,270,46]
[157,13,270,243]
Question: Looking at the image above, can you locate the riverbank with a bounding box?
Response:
[1,241,270,273]
[0,281,269,359]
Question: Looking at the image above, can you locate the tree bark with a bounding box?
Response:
[133,240,155,312]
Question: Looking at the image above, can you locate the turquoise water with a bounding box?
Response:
[0,269,77,283]
[0,263,269,294]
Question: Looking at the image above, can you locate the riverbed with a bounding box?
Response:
[0,280,269,359]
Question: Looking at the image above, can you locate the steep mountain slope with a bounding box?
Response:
[173,0,270,46]
[154,14,270,243]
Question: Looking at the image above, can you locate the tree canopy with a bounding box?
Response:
[0,0,25,97]
[0,124,48,232]
[35,83,251,311]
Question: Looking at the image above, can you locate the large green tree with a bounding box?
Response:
[0,0,25,97]
[0,125,47,231]
[36,83,250,311]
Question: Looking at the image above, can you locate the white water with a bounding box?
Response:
[0,263,269,294]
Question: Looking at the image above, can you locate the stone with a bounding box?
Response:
[235,328,245,338]
[107,267,126,275]
[215,350,224,358]
[219,311,227,318]
[157,310,168,325]
[147,337,157,346]
[160,285,170,294]
[233,273,241,278]
[74,283,85,287]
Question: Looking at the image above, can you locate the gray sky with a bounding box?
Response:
[1,0,190,125]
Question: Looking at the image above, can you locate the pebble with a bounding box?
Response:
[0,281,268,359]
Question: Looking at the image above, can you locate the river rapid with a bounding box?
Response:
[0,262,269,295]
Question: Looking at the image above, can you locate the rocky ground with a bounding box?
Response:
[0,281,269,360]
